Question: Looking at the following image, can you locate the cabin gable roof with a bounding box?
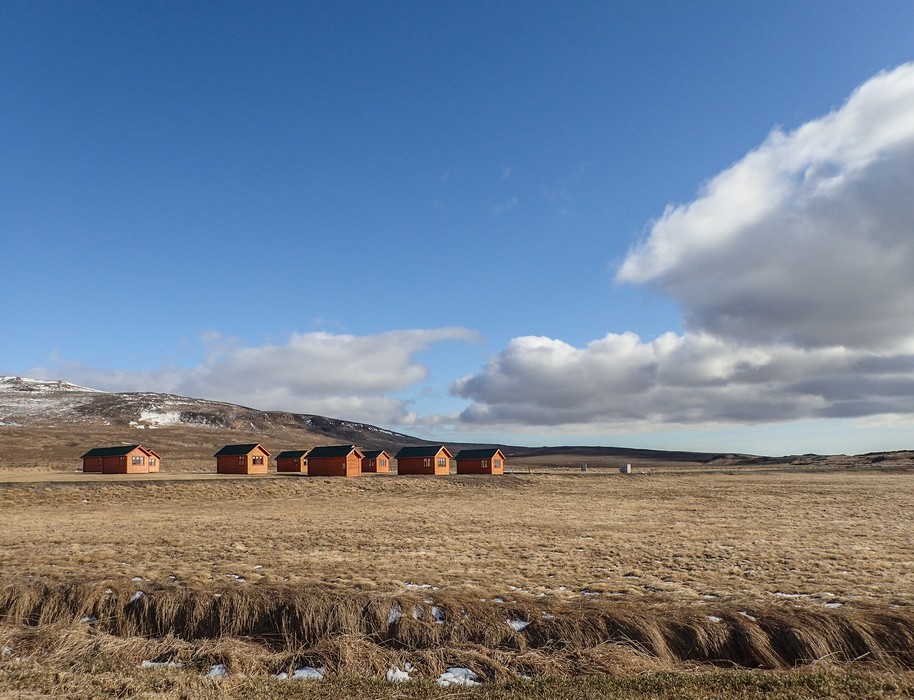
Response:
[395,445,452,459]
[214,443,270,457]
[81,445,147,458]
[307,444,364,459]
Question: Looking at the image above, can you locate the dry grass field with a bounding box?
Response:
[1,468,914,698]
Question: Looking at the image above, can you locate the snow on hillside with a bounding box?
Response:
[0,376,108,426]
[0,376,104,393]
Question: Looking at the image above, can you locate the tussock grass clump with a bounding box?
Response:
[1,581,913,679]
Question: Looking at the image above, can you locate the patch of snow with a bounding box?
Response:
[134,409,183,428]
[386,666,412,682]
[436,667,480,687]
[131,576,143,582]
[702,594,719,599]
[1,646,12,657]
[388,604,402,624]
[541,612,555,620]
[206,664,228,678]
[581,589,601,596]
[80,616,97,623]
[491,597,505,603]
[404,581,437,590]
[507,618,530,632]
[411,605,423,619]
[517,672,533,681]
[431,606,445,624]
[253,564,263,570]
[708,615,723,623]
[773,591,808,598]
[141,660,184,670]
[289,666,325,681]
[129,591,145,604]
[824,601,844,608]
[738,611,758,622]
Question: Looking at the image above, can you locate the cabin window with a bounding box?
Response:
[252,455,264,465]
[131,456,145,465]
[437,457,447,467]
[424,458,431,467]
[481,459,488,468]
[494,459,502,468]
[379,458,387,467]
[149,458,156,466]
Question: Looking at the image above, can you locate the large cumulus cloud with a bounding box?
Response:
[455,63,914,430]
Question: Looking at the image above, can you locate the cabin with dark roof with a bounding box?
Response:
[306,445,364,477]
[455,448,506,475]
[361,449,391,473]
[276,449,309,473]
[395,445,452,475]
[214,443,270,474]
[81,445,158,474]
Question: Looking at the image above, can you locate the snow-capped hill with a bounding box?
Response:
[0,376,104,393]
[0,377,426,449]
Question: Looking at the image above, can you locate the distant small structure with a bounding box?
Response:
[620,463,632,474]
[455,448,506,475]
[395,445,453,476]
[214,444,270,474]
[306,444,364,477]
[276,449,309,473]
[581,463,588,472]
[361,449,391,473]
[81,445,159,474]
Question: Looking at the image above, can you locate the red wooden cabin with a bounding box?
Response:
[361,449,391,473]
[395,445,452,475]
[275,449,309,473]
[214,444,270,474]
[306,445,364,477]
[81,445,158,474]
[455,448,506,475]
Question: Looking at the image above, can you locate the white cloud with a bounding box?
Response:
[493,196,519,216]
[30,328,477,426]
[454,63,914,431]
[617,62,914,351]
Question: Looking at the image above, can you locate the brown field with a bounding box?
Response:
[1,467,914,697]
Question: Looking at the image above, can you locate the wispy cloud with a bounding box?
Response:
[493,196,519,217]
[454,63,914,431]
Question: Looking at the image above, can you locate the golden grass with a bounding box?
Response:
[1,469,913,695]
[0,471,912,606]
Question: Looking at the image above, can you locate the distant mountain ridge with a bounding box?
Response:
[0,375,414,438]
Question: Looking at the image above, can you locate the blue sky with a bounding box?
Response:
[3,1,914,455]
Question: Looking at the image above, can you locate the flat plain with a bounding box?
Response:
[1,464,914,698]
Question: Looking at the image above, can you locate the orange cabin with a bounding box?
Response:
[275,449,309,473]
[81,445,159,474]
[395,445,452,475]
[361,449,391,473]
[214,443,270,474]
[455,448,506,475]
[306,445,364,477]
